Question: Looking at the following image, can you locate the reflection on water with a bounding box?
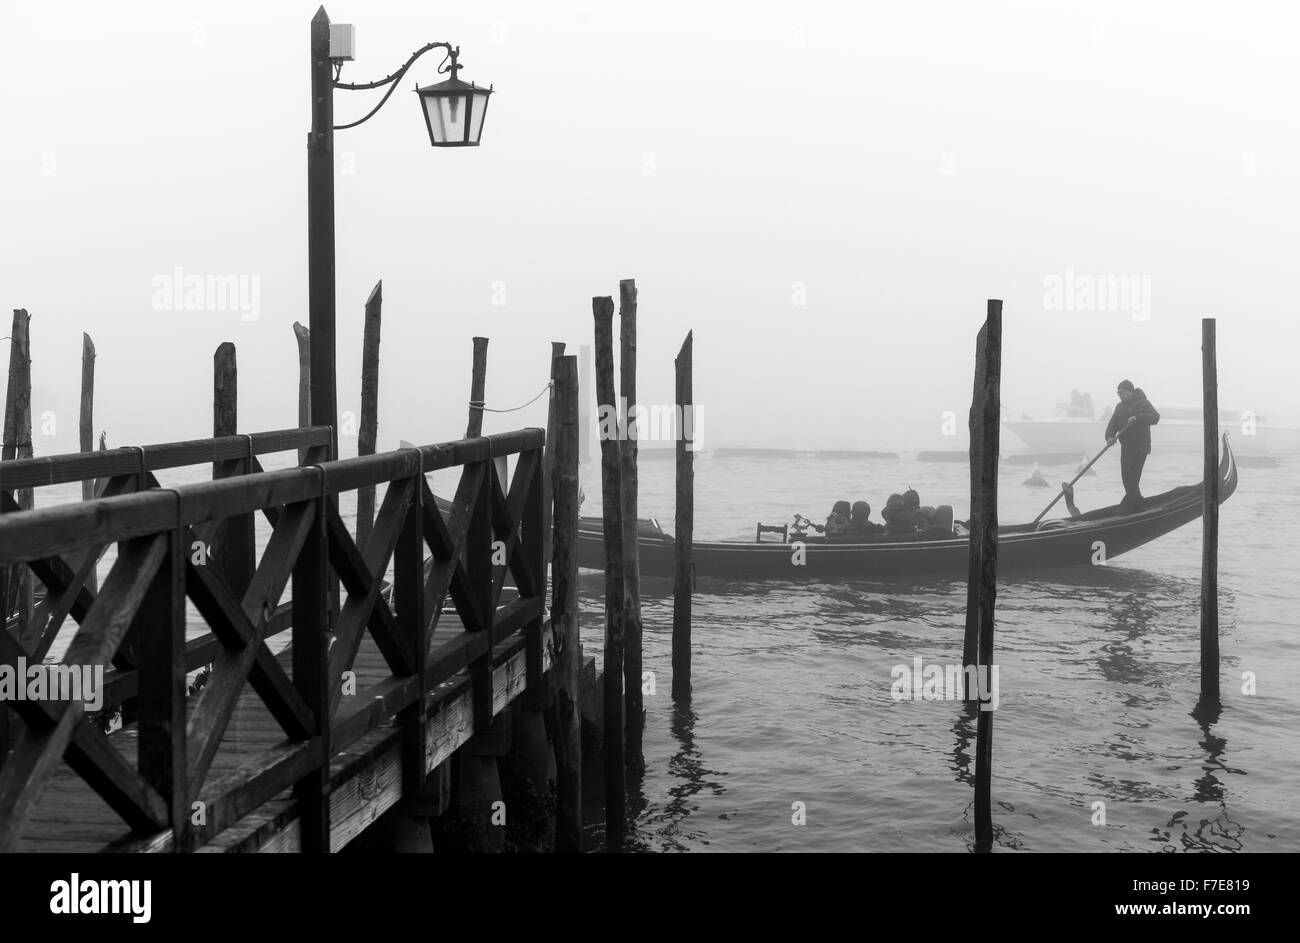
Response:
[573,455,1293,852]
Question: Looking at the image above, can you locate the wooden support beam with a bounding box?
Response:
[136,527,188,849]
[543,341,565,573]
[292,492,330,852]
[593,295,625,847]
[3,309,34,644]
[673,331,694,700]
[1201,318,1220,703]
[213,342,254,601]
[967,299,1002,852]
[619,280,644,772]
[294,322,311,465]
[357,280,382,550]
[79,333,97,593]
[550,355,583,852]
[466,336,488,438]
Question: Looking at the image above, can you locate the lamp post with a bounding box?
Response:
[308,7,492,454]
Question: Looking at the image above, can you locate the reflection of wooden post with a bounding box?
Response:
[213,343,254,599]
[357,281,382,550]
[551,355,583,852]
[593,296,625,848]
[80,333,97,592]
[293,321,311,464]
[966,300,1002,852]
[1200,318,1220,703]
[673,331,694,700]
[3,309,35,643]
[619,279,644,772]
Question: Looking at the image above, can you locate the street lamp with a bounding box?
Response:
[308,7,492,453]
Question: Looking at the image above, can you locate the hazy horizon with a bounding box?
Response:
[4,0,1297,457]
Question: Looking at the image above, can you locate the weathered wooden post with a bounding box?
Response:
[467,337,489,437]
[551,355,583,851]
[543,341,566,570]
[293,321,311,464]
[2,309,34,640]
[673,331,694,700]
[79,333,96,592]
[579,344,594,464]
[594,295,626,847]
[212,343,254,599]
[619,279,644,772]
[966,300,1002,852]
[1201,318,1220,703]
[357,281,382,550]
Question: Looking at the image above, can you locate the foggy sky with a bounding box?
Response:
[2,0,1297,456]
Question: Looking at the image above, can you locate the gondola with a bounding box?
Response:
[574,435,1239,580]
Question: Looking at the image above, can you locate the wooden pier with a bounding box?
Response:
[0,421,594,852]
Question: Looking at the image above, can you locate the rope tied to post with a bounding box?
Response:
[468,381,553,414]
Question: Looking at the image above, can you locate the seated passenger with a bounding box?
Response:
[824,500,852,537]
[848,501,885,537]
[882,494,918,535]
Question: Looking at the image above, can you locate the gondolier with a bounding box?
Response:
[1105,379,1161,513]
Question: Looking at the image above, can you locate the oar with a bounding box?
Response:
[1029,417,1136,525]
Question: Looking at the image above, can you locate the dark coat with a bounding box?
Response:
[1104,388,1160,454]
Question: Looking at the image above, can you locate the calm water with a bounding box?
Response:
[29,445,1299,852]
[575,449,1300,852]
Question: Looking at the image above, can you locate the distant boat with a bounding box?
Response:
[1005,395,1300,456]
[575,436,1239,579]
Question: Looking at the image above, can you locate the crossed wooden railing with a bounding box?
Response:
[0,425,547,852]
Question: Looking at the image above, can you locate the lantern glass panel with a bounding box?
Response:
[467,90,490,144]
[424,92,469,144]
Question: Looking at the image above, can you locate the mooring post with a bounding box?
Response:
[293,321,311,465]
[213,342,254,599]
[1201,318,1220,703]
[551,355,584,851]
[3,309,35,644]
[672,331,694,700]
[79,333,96,592]
[619,279,644,772]
[357,280,382,550]
[543,341,566,571]
[467,337,489,437]
[579,344,594,464]
[594,295,626,847]
[968,300,1002,852]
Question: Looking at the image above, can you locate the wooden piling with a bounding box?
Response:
[550,355,583,851]
[543,341,566,571]
[672,331,694,700]
[79,333,96,592]
[593,296,626,846]
[619,279,644,771]
[2,309,34,641]
[579,344,594,464]
[966,300,1002,851]
[357,281,382,550]
[212,343,254,598]
[467,337,489,438]
[1201,318,1220,703]
[293,321,311,464]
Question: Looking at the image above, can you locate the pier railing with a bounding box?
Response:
[0,426,547,852]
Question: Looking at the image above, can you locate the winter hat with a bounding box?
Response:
[1116,379,1135,392]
